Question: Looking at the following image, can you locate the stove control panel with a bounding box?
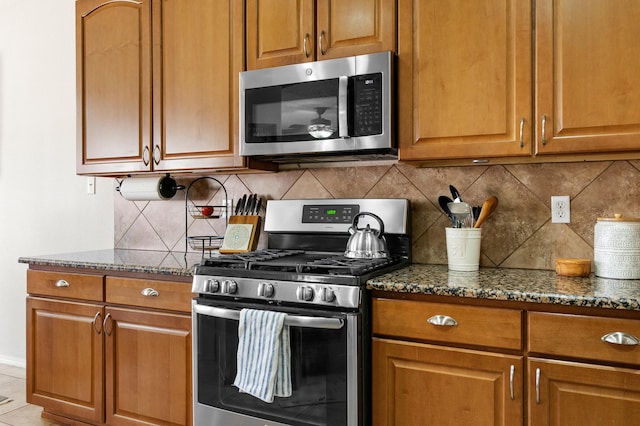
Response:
[302,204,359,224]
[192,275,361,308]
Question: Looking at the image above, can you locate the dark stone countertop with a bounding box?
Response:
[366,264,640,311]
[18,249,203,277]
[19,251,640,311]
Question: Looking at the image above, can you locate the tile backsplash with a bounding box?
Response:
[114,160,640,270]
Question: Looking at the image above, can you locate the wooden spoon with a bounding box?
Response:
[473,196,498,228]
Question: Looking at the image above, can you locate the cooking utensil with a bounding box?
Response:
[234,197,244,215]
[245,194,256,215]
[237,194,247,215]
[438,196,454,224]
[447,201,473,228]
[473,196,498,228]
[254,196,263,215]
[449,185,462,202]
[344,212,389,258]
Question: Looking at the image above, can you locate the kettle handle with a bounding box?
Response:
[352,212,384,235]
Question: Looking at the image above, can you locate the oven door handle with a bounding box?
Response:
[194,304,345,330]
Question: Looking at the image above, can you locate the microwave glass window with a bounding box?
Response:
[246,79,339,143]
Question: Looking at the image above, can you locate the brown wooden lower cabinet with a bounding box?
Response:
[372,338,523,426]
[528,358,640,426]
[27,297,105,423]
[26,269,193,426]
[372,296,640,426]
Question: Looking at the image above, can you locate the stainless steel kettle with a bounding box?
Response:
[344,212,389,259]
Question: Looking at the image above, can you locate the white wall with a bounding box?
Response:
[0,0,114,366]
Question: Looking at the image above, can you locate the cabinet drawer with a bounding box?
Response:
[528,312,640,366]
[106,277,194,313]
[372,298,523,350]
[27,270,103,301]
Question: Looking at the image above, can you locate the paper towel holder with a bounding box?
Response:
[116,174,185,200]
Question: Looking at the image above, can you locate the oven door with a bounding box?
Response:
[192,298,362,426]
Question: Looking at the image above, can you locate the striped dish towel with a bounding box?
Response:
[233,308,292,402]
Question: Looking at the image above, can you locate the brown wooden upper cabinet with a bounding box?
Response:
[398,0,640,163]
[535,0,640,155]
[76,0,271,175]
[246,0,396,70]
[397,0,533,162]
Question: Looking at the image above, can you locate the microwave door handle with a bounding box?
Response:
[194,304,345,330]
[338,76,349,138]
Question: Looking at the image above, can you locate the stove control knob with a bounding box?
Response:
[320,287,335,303]
[257,282,275,298]
[205,279,220,293]
[296,286,314,302]
[221,280,238,295]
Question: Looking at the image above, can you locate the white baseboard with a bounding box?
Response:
[0,356,26,369]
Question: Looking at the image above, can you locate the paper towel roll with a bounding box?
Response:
[118,176,179,201]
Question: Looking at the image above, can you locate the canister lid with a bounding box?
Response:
[597,213,640,222]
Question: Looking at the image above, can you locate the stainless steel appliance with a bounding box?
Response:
[240,52,395,163]
[192,199,410,426]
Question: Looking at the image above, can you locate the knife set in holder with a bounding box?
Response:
[219,194,263,254]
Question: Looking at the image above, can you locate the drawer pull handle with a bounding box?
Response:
[427,315,458,327]
[509,365,515,400]
[141,288,159,297]
[55,279,70,288]
[535,368,541,404]
[601,331,640,346]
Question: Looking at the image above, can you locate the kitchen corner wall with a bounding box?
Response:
[114,160,640,271]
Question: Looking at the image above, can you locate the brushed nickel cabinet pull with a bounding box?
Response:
[535,368,541,404]
[541,115,547,146]
[519,118,525,147]
[55,279,70,288]
[601,331,640,346]
[153,144,161,165]
[92,312,102,334]
[142,146,150,166]
[509,365,515,400]
[103,313,112,337]
[303,33,311,57]
[427,315,458,327]
[141,287,159,297]
[319,30,327,55]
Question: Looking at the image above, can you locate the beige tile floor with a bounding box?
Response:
[0,364,64,426]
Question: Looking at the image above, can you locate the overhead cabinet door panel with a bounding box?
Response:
[76,0,152,174]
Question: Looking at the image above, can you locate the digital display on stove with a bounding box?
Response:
[302,204,360,223]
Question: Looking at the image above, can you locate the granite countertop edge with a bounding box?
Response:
[18,249,201,278]
[366,264,640,311]
[18,250,640,311]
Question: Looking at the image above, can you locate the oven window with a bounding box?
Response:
[195,302,353,426]
[245,79,339,143]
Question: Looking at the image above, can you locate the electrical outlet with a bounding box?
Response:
[221,199,233,218]
[551,195,570,223]
[87,176,96,194]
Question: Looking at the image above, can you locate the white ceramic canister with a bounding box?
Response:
[594,214,640,279]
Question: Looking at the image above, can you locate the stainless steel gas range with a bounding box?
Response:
[191,199,411,426]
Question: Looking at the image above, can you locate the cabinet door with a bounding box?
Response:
[104,306,191,426]
[535,0,640,155]
[76,0,152,175]
[373,338,523,426]
[528,358,640,426]
[152,0,247,171]
[26,297,105,423]
[397,0,532,162]
[246,0,315,69]
[316,0,396,60]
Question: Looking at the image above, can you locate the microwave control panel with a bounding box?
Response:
[353,73,383,136]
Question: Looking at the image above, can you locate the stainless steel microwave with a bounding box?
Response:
[240,51,395,162]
